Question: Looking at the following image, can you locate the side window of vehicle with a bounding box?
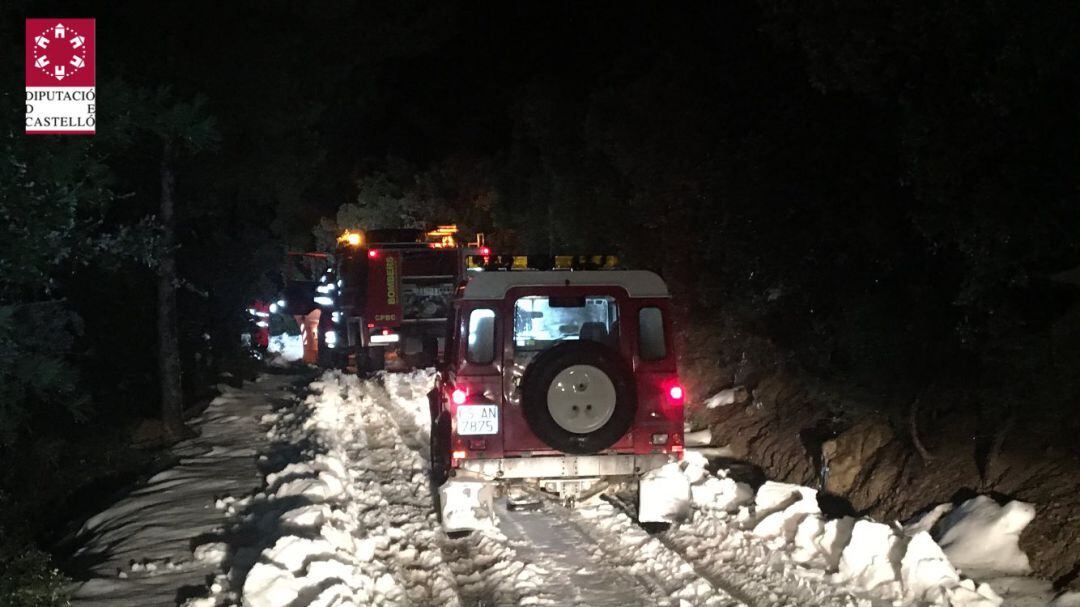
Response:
[638,307,666,361]
[466,308,496,365]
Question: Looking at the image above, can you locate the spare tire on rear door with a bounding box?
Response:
[519,341,637,454]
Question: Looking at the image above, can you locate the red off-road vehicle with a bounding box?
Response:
[429,258,687,531]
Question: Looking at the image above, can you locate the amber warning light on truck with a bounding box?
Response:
[338,230,363,246]
[426,225,459,248]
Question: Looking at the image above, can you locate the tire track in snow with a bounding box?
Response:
[498,500,670,607]
[371,371,555,607]
[339,374,462,606]
[379,371,734,606]
[567,499,746,607]
[372,371,848,607]
[605,495,864,607]
[659,515,864,607]
[221,372,466,607]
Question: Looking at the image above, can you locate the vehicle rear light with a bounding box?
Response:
[672,432,683,446]
[651,433,669,445]
[451,388,467,405]
[672,445,684,454]
[668,385,684,401]
[468,439,486,450]
[480,246,491,256]
[451,450,467,463]
[368,249,379,259]
[367,322,375,329]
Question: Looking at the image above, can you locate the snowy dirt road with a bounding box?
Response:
[68,369,1079,606]
[225,370,746,607]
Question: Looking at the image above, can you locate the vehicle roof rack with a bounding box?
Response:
[466,254,619,271]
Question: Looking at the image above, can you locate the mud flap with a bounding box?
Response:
[637,462,692,524]
[439,479,496,533]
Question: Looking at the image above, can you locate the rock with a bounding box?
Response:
[822,420,894,496]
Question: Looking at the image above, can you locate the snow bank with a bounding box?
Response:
[834,520,904,599]
[703,386,747,409]
[652,449,1051,606]
[229,371,463,607]
[638,462,693,523]
[684,427,712,446]
[904,502,954,536]
[439,479,496,533]
[69,376,291,607]
[186,370,561,607]
[680,451,753,514]
[267,333,303,361]
[751,481,819,539]
[936,495,1035,576]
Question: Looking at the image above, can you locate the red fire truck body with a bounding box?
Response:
[318,227,488,371]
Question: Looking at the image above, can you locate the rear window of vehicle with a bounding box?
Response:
[638,307,666,360]
[466,308,496,364]
[513,295,619,353]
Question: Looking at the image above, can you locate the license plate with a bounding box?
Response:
[456,404,498,435]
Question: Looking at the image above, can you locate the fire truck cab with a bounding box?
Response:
[318,226,488,372]
[430,257,686,531]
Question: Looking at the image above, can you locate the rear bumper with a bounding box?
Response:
[456,453,673,480]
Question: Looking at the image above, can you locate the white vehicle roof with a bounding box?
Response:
[461,270,669,300]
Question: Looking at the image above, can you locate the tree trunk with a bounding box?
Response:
[158,140,187,440]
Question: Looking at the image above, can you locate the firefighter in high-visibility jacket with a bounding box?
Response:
[247,300,271,349]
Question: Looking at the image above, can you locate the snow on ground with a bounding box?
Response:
[229,371,461,607]
[267,334,304,362]
[69,374,298,607]
[636,450,1077,607]
[935,497,1035,576]
[566,448,1068,607]
[66,368,1080,607]
[186,370,573,607]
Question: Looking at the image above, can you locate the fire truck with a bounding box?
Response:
[316,226,490,372]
